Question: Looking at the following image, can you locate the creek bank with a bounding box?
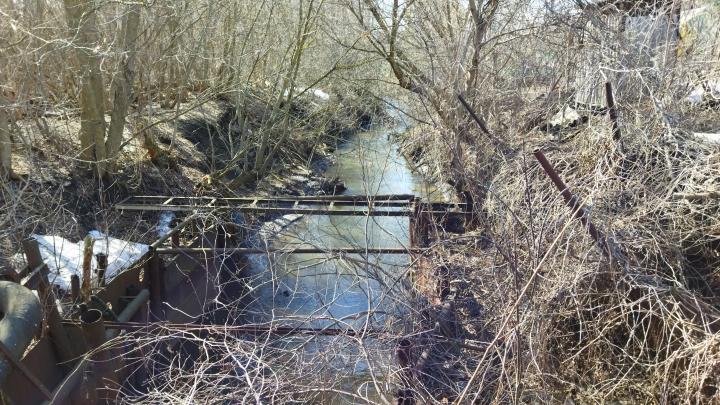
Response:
[388,125,489,401]
[0,87,381,262]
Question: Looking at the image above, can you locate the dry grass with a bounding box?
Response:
[405,86,720,403]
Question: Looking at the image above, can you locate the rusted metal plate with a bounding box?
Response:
[1,338,67,405]
[95,258,148,320]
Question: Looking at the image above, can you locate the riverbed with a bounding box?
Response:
[241,121,441,403]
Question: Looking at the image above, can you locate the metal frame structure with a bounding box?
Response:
[115,194,470,217]
[1,194,472,404]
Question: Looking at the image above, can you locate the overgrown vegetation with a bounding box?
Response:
[2,0,720,403]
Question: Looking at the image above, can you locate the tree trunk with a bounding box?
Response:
[64,0,107,176]
[106,3,141,172]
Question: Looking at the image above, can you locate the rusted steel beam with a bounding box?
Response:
[122,204,416,216]
[71,274,80,301]
[533,150,611,257]
[155,247,421,255]
[116,195,471,217]
[414,198,431,248]
[118,194,417,204]
[63,320,384,337]
[605,82,622,141]
[457,94,509,150]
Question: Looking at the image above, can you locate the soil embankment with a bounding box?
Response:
[0,89,382,261]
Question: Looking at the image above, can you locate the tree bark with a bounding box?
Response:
[64,0,108,176]
[106,3,141,171]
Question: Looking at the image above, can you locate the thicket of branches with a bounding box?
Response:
[370,0,720,403]
[2,0,720,403]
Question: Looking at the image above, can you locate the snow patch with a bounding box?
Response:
[157,211,176,238]
[694,132,720,145]
[311,89,330,101]
[687,80,720,104]
[549,106,581,127]
[31,231,149,292]
[688,87,705,104]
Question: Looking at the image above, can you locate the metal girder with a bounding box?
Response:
[61,320,383,337]
[115,195,471,217]
[155,247,420,255]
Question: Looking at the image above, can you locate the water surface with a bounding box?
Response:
[242,123,440,402]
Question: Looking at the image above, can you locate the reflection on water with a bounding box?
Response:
[242,124,439,403]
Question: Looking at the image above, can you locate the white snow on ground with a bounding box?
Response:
[687,80,720,104]
[31,231,149,292]
[157,211,176,237]
[311,88,330,101]
[281,88,330,102]
[688,87,705,104]
[549,106,581,127]
[694,132,720,145]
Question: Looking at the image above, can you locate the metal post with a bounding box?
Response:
[71,274,80,302]
[170,218,180,247]
[605,82,622,141]
[462,190,474,228]
[95,253,108,287]
[80,309,118,403]
[416,201,430,248]
[147,250,165,321]
[409,199,417,249]
[410,197,429,249]
[533,150,611,257]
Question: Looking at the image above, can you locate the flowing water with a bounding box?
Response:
[242,120,443,403]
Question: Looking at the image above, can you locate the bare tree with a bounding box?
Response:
[63,0,108,176]
[106,3,142,172]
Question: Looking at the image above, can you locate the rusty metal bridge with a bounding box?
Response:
[116,194,470,217]
[116,194,472,254]
[1,194,473,404]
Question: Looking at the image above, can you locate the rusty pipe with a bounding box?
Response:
[533,150,610,257]
[605,82,622,141]
[80,309,118,402]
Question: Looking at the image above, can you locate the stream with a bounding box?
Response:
[241,118,442,403]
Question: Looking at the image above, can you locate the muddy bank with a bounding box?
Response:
[0,89,382,265]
